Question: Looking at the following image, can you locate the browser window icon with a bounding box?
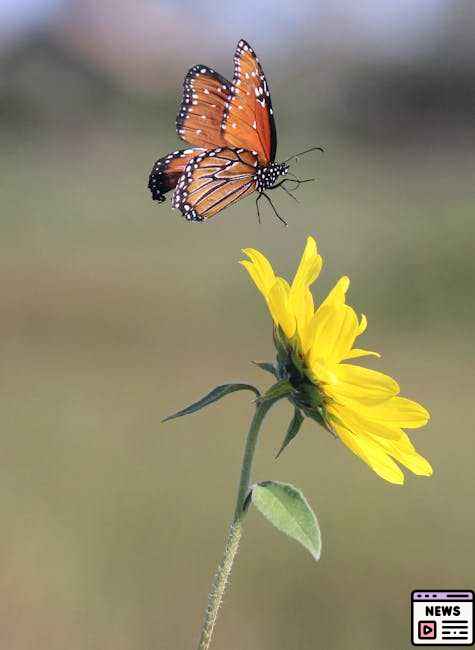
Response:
[412,590,474,646]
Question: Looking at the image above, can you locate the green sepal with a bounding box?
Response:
[322,409,342,438]
[289,347,305,378]
[273,326,290,368]
[299,404,337,439]
[326,410,345,428]
[162,383,261,422]
[251,361,278,378]
[273,326,306,385]
[302,405,326,427]
[251,481,321,561]
[297,382,325,409]
[258,378,293,405]
[275,407,304,458]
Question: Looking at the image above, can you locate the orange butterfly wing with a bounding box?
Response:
[172,147,258,221]
[176,65,232,149]
[148,147,205,202]
[222,39,277,166]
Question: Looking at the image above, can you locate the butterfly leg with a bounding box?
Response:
[271,178,304,203]
[280,183,300,204]
[261,192,288,227]
[286,174,315,187]
[255,193,263,224]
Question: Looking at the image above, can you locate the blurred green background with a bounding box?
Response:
[1,2,474,649]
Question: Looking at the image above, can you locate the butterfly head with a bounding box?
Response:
[256,162,289,191]
[277,162,290,177]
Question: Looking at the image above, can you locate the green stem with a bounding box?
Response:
[196,400,274,650]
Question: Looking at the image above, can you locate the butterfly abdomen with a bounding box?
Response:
[256,162,289,191]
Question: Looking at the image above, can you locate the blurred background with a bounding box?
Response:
[1,1,474,648]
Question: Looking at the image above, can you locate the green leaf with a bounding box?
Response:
[276,407,304,458]
[252,361,278,377]
[251,481,321,561]
[258,379,293,405]
[162,383,260,422]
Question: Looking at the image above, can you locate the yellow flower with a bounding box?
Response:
[240,236,432,485]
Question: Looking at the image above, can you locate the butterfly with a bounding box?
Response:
[148,39,321,225]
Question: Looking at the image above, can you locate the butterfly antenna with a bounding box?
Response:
[283,146,325,164]
[261,192,288,227]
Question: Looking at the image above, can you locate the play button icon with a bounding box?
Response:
[418,621,437,639]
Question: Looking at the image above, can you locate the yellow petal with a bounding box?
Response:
[306,303,360,367]
[377,435,433,476]
[356,314,367,336]
[331,364,400,404]
[307,360,339,385]
[363,396,430,428]
[343,348,381,360]
[268,278,296,339]
[306,305,333,365]
[288,237,322,350]
[318,276,350,311]
[240,260,269,297]
[330,307,360,363]
[301,289,316,340]
[328,403,402,440]
[335,424,405,484]
[291,236,323,292]
[291,287,315,352]
[277,276,291,292]
[241,248,276,295]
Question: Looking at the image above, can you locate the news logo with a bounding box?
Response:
[412,591,474,646]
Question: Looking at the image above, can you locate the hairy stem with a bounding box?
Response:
[196,400,273,650]
[196,521,242,650]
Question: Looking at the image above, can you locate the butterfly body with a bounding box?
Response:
[256,162,289,192]
[148,39,299,223]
